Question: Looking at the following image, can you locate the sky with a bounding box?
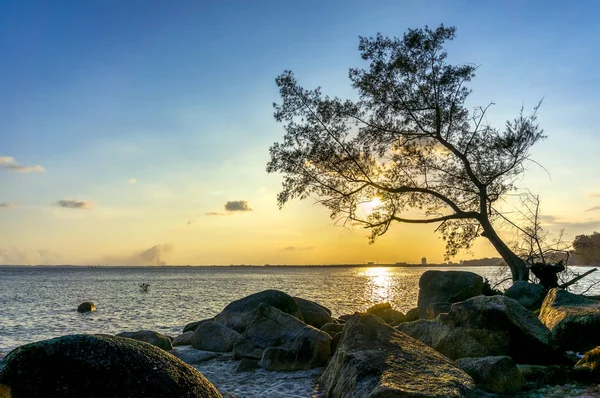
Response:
[1,0,599,265]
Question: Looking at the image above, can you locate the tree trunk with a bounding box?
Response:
[480,218,529,282]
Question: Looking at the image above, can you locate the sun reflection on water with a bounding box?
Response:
[362,267,392,304]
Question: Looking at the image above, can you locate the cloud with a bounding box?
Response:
[0,247,60,265]
[588,193,600,198]
[0,156,44,173]
[55,199,92,209]
[282,246,314,251]
[187,219,196,225]
[224,200,252,212]
[0,203,16,208]
[205,212,230,216]
[585,206,600,212]
[103,244,173,266]
[128,178,136,184]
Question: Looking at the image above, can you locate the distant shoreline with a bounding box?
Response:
[0,263,597,268]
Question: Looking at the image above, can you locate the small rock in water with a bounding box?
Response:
[77,302,96,313]
[235,358,260,373]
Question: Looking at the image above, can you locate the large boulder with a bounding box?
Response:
[294,297,332,328]
[116,330,173,351]
[0,334,221,398]
[418,270,484,319]
[232,303,331,371]
[405,307,419,322]
[319,313,477,397]
[366,302,406,326]
[190,320,240,352]
[455,356,525,395]
[505,281,546,311]
[172,331,194,346]
[398,295,562,364]
[538,288,600,352]
[321,322,345,337]
[572,345,600,383]
[169,346,218,365]
[182,318,213,333]
[215,289,302,333]
[427,301,452,319]
[517,364,569,387]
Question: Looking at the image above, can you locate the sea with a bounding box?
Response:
[1,264,599,357]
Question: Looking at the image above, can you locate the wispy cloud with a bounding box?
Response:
[205,212,227,216]
[103,244,173,266]
[0,203,17,208]
[585,206,600,212]
[187,219,196,225]
[225,200,252,212]
[282,246,314,251]
[127,178,136,184]
[588,193,600,198]
[0,247,60,265]
[55,199,92,209]
[0,156,45,173]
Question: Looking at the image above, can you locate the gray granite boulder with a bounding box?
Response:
[319,313,477,397]
[405,307,419,322]
[172,331,194,346]
[572,345,600,383]
[455,356,525,394]
[117,330,173,351]
[232,303,331,371]
[505,281,546,311]
[169,346,218,365]
[215,289,303,333]
[427,301,452,319]
[182,318,214,333]
[398,295,562,364]
[294,297,332,328]
[366,302,406,325]
[320,322,345,337]
[539,288,600,352]
[191,320,240,352]
[418,270,484,319]
[0,334,221,398]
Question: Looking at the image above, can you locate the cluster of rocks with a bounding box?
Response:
[2,270,600,397]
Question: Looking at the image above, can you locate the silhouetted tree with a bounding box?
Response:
[573,232,600,265]
[267,25,545,281]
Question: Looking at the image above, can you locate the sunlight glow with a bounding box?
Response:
[362,267,392,303]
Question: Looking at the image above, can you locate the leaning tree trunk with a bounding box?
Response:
[480,217,529,282]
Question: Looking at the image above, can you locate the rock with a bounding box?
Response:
[320,322,344,337]
[77,301,96,313]
[172,331,194,346]
[0,334,221,398]
[505,281,546,311]
[405,307,419,322]
[572,346,600,383]
[169,346,218,365]
[398,295,562,364]
[319,313,477,397]
[294,297,332,328]
[517,364,569,387]
[330,332,342,355]
[235,358,260,373]
[232,303,331,371]
[538,288,600,352]
[117,330,173,351]
[183,318,213,333]
[215,289,302,333]
[191,320,240,352]
[427,301,452,319]
[455,356,525,394]
[366,302,406,325]
[338,314,353,322]
[418,270,484,319]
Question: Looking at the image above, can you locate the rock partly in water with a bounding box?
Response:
[117,330,173,351]
[417,270,484,319]
[455,356,525,394]
[294,297,332,328]
[169,346,218,365]
[405,307,419,322]
[215,289,303,333]
[505,281,547,311]
[172,331,194,346]
[572,346,600,383]
[319,313,477,397]
[182,318,214,333]
[232,303,331,371]
[366,302,406,326]
[398,295,562,364]
[191,320,241,352]
[320,322,345,337]
[0,334,221,398]
[538,288,600,352]
[77,301,96,313]
[517,364,569,387]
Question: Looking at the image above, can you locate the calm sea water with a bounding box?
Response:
[1,265,598,357]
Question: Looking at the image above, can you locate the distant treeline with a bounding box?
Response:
[573,232,600,265]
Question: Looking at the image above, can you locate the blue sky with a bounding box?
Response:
[1,1,599,265]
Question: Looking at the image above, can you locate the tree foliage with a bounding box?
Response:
[573,232,600,265]
[267,25,545,281]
